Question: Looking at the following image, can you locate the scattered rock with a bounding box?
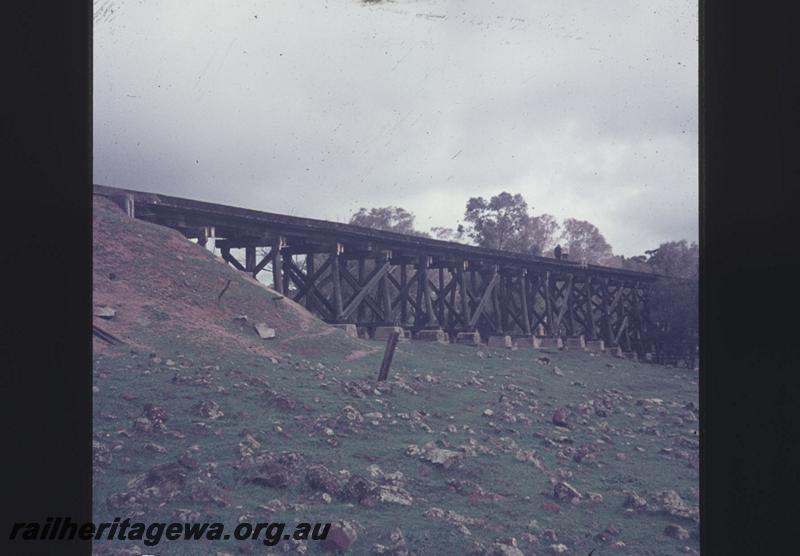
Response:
[420,448,464,469]
[107,462,188,511]
[489,543,525,556]
[172,508,201,523]
[341,405,363,423]
[306,465,345,497]
[323,521,359,552]
[623,491,648,511]
[245,464,293,489]
[133,417,153,433]
[95,306,116,319]
[542,529,558,542]
[587,492,604,504]
[664,524,690,540]
[93,441,112,466]
[446,479,505,503]
[272,394,296,411]
[553,481,582,503]
[552,408,570,428]
[343,475,379,505]
[193,400,224,420]
[651,490,699,523]
[142,404,167,429]
[254,323,277,339]
[423,507,485,534]
[375,485,413,506]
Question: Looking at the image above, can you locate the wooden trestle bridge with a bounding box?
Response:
[95,185,660,355]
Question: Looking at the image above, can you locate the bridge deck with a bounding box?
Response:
[94,184,656,283]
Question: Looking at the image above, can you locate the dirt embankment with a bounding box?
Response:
[92,195,364,359]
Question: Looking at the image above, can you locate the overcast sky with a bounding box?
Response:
[94,0,697,256]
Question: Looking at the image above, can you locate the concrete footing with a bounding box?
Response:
[610,346,624,357]
[537,337,563,349]
[563,336,586,350]
[622,351,639,361]
[373,326,404,341]
[414,329,448,343]
[514,336,540,349]
[487,335,513,349]
[455,331,482,346]
[331,324,358,338]
[585,339,605,352]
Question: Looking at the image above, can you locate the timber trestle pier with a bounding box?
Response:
[95,185,660,356]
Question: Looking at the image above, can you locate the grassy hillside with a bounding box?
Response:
[92,197,699,556]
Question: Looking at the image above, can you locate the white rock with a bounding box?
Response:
[94,306,116,319]
[254,323,277,339]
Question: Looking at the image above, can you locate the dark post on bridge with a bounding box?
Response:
[377,331,401,382]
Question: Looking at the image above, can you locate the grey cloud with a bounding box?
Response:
[94,0,697,256]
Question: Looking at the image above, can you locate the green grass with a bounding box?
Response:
[93,337,698,555]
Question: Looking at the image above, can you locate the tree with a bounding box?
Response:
[349,206,428,236]
[464,192,532,251]
[557,218,613,264]
[430,225,466,243]
[528,214,561,256]
[643,240,699,368]
[602,254,653,272]
[644,240,698,279]
[621,254,651,273]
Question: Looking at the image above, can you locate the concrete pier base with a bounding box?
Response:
[585,339,605,352]
[414,329,448,343]
[455,331,482,346]
[563,336,586,350]
[514,336,540,349]
[331,324,358,338]
[373,326,404,341]
[488,335,513,349]
[371,326,409,342]
[537,337,563,349]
